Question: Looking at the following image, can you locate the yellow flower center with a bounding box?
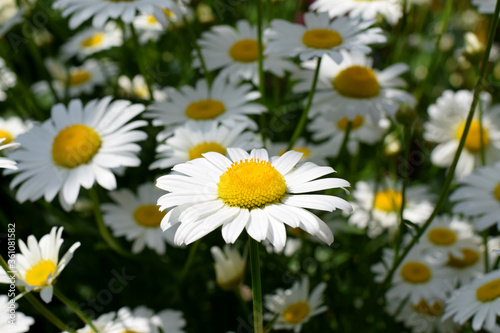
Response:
[133,85,150,100]
[80,33,104,48]
[133,205,166,228]
[52,124,102,169]
[188,142,226,160]
[283,301,310,324]
[229,39,260,63]
[400,262,432,284]
[427,227,457,246]
[476,278,500,302]
[25,260,57,287]
[455,120,490,153]
[494,182,500,202]
[0,129,14,144]
[217,158,287,210]
[278,147,311,161]
[447,248,479,268]
[336,115,365,131]
[185,99,226,120]
[163,8,176,19]
[373,189,403,212]
[68,69,92,87]
[302,29,343,49]
[147,15,158,24]
[333,66,380,99]
[411,299,444,317]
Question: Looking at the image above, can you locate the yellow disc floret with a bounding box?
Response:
[427,227,457,246]
[373,189,403,212]
[25,260,57,286]
[455,120,490,153]
[400,262,432,284]
[188,142,226,160]
[493,182,500,202]
[336,115,365,131]
[0,129,14,144]
[133,205,166,228]
[81,33,104,48]
[68,69,92,87]
[52,124,102,169]
[302,29,343,49]
[185,99,226,120]
[217,158,287,210]
[333,66,380,98]
[230,39,260,63]
[283,302,310,324]
[476,278,500,302]
[447,248,479,268]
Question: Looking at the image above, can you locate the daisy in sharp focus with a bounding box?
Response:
[157,148,352,251]
[293,52,415,121]
[348,179,434,238]
[195,20,297,85]
[443,269,500,332]
[150,120,262,170]
[211,245,246,290]
[60,22,123,60]
[8,97,147,211]
[146,75,265,139]
[0,138,18,170]
[310,0,403,26]
[450,163,500,231]
[265,11,386,62]
[264,277,327,333]
[15,227,80,303]
[0,295,34,333]
[52,0,178,29]
[102,182,175,255]
[424,90,500,179]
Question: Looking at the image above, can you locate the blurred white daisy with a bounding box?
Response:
[146,76,265,138]
[195,20,296,85]
[310,0,403,26]
[118,74,151,100]
[0,294,34,333]
[157,148,352,250]
[133,4,188,44]
[266,138,334,165]
[102,182,175,255]
[211,245,246,290]
[0,57,16,101]
[0,138,18,170]
[66,311,124,333]
[8,97,147,211]
[15,227,80,303]
[0,0,23,38]
[443,269,500,332]
[60,22,123,60]
[53,0,178,29]
[472,0,498,14]
[264,277,327,333]
[308,113,388,156]
[424,90,500,179]
[348,179,434,238]
[372,248,454,305]
[0,116,29,144]
[450,164,500,231]
[150,120,261,170]
[293,53,415,121]
[151,309,186,333]
[114,306,186,333]
[266,12,385,61]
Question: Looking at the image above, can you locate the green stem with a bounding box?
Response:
[54,288,98,333]
[483,231,490,273]
[264,314,279,333]
[249,237,263,333]
[129,24,154,101]
[478,96,487,166]
[287,57,322,150]
[88,187,131,257]
[179,240,200,282]
[183,16,211,87]
[376,0,500,296]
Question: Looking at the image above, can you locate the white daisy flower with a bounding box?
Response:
[450,163,500,231]
[386,296,459,333]
[372,248,454,305]
[150,120,261,170]
[293,52,415,121]
[472,0,498,15]
[118,74,151,100]
[0,294,35,333]
[444,269,500,332]
[15,227,80,303]
[8,97,147,211]
[0,116,29,144]
[146,76,265,137]
[157,148,352,251]
[0,0,23,38]
[264,277,327,332]
[308,113,388,156]
[53,0,178,29]
[195,20,297,85]
[0,138,18,170]
[211,245,246,290]
[66,311,124,333]
[0,57,16,101]
[114,306,186,333]
[265,12,386,62]
[133,4,187,44]
[348,179,435,238]
[424,90,500,179]
[151,309,186,333]
[102,183,175,255]
[266,138,334,166]
[310,0,403,26]
[60,22,123,60]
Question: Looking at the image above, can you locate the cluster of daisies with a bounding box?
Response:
[1,0,500,332]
